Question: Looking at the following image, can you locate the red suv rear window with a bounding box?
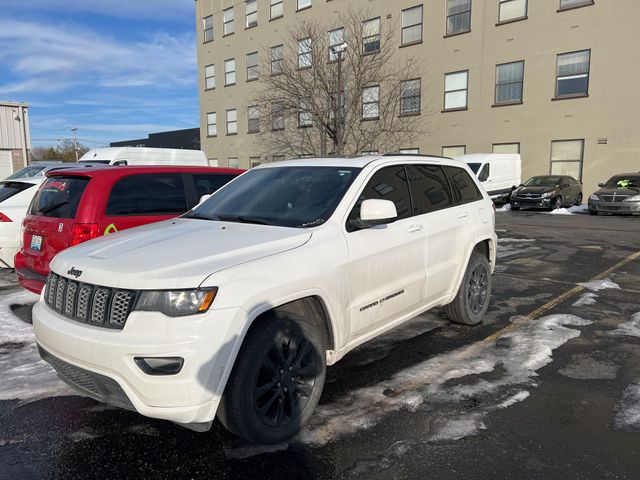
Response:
[29,176,90,218]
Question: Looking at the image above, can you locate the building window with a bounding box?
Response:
[271,45,284,75]
[204,64,215,90]
[223,7,234,35]
[248,106,260,133]
[328,27,344,61]
[272,103,285,130]
[362,85,380,120]
[297,0,312,11]
[270,0,284,19]
[399,148,419,154]
[226,109,237,135]
[444,70,469,110]
[298,37,312,69]
[492,142,520,154]
[400,78,421,115]
[250,157,262,167]
[495,61,524,105]
[550,139,584,180]
[361,150,379,155]
[224,59,236,86]
[298,98,312,127]
[203,15,213,42]
[245,0,258,28]
[442,145,466,157]
[246,52,258,81]
[206,112,217,136]
[362,17,381,54]
[559,0,594,10]
[228,157,240,169]
[446,0,472,36]
[499,0,527,22]
[555,50,590,98]
[401,5,423,46]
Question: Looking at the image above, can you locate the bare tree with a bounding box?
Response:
[31,139,90,162]
[249,9,430,159]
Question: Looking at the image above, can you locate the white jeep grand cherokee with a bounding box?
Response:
[34,155,496,444]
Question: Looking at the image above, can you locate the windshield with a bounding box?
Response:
[79,160,111,165]
[5,165,47,180]
[0,181,35,203]
[523,176,563,187]
[184,166,361,227]
[604,175,640,189]
[467,163,481,174]
[29,176,90,218]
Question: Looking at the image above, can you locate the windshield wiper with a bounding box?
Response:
[39,200,69,215]
[212,214,275,226]
[183,211,215,221]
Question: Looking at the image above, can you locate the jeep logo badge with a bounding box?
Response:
[67,267,82,278]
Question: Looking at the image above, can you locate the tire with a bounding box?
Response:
[574,193,583,206]
[589,210,598,216]
[550,196,563,210]
[217,312,326,444]
[511,206,520,211]
[444,252,492,325]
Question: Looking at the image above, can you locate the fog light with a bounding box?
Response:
[134,357,184,375]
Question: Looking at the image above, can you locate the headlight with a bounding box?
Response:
[623,195,640,202]
[541,191,555,198]
[134,288,218,317]
[589,194,600,201]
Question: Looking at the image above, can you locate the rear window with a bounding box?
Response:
[443,166,482,204]
[29,177,90,218]
[0,181,35,203]
[192,173,237,198]
[106,173,188,216]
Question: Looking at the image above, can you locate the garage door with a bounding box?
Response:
[0,150,12,180]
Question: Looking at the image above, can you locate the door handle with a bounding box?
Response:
[407,224,423,233]
[457,211,469,219]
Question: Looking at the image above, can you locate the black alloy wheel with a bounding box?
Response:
[467,263,489,315]
[444,252,492,325]
[550,196,563,210]
[575,193,583,205]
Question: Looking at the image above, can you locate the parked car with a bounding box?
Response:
[33,155,496,444]
[458,153,521,203]
[0,178,45,268]
[15,165,243,293]
[510,175,582,211]
[4,161,62,180]
[588,173,640,215]
[79,147,208,166]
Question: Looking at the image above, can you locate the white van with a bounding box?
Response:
[79,147,208,166]
[456,153,521,202]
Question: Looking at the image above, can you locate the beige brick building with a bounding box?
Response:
[195,0,639,195]
[0,101,30,178]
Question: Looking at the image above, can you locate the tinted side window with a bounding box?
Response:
[478,163,490,182]
[106,173,188,216]
[192,173,237,198]
[29,177,90,218]
[407,165,454,214]
[443,166,482,204]
[347,166,411,230]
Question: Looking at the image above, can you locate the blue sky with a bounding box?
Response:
[0,0,197,148]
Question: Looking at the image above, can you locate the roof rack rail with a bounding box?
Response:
[382,152,452,160]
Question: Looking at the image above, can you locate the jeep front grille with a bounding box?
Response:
[44,272,138,329]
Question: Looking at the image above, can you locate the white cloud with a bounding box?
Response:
[0,19,196,95]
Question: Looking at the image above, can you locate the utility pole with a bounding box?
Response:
[70,127,79,161]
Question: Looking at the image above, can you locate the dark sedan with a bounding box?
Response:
[588,173,640,215]
[510,175,583,211]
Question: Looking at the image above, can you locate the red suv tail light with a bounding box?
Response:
[69,223,99,247]
[0,212,12,222]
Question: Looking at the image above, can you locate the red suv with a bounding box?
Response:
[15,165,243,294]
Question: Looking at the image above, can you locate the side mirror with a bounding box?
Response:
[598,183,605,188]
[352,199,397,229]
[198,194,212,205]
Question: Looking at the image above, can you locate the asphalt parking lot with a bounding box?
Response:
[1,211,640,480]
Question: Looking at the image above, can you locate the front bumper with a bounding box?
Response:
[588,200,640,215]
[510,197,553,209]
[33,299,245,426]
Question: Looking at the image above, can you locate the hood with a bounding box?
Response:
[594,187,640,196]
[515,186,557,194]
[50,218,312,289]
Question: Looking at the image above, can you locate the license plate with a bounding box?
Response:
[30,235,43,251]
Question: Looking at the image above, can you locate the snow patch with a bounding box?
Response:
[0,290,73,402]
[578,278,620,292]
[299,314,591,446]
[572,292,598,307]
[429,415,486,441]
[613,379,640,432]
[497,237,536,243]
[547,205,588,215]
[495,204,511,213]
[609,312,640,338]
[498,390,530,408]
